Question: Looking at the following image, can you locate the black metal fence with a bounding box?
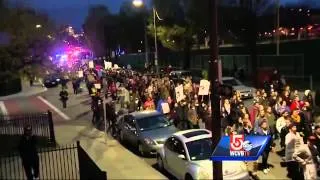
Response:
[0,111,56,153]
[0,141,107,180]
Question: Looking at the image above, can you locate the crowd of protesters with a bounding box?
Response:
[78,65,320,180]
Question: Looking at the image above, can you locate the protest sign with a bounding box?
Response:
[161,103,170,114]
[89,61,94,68]
[78,71,83,78]
[175,85,184,102]
[198,80,210,96]
[94,83,101,89]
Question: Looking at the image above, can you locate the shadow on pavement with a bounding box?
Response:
[74,110,91,120]
[151,164,177,180]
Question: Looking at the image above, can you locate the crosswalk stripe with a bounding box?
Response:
[0,101,8,115]
[37,96,71,121]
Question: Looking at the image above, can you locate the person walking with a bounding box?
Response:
[19,125,39,180]
[256,120,276,174]
[293,137,318,180]
[91,92,103,125]
[72,79,78,94]
[285,123,304,179]
[59,88,69,108]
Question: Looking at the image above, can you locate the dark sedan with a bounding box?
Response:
[43,75,62,88]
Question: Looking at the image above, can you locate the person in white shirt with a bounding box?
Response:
[276,110,290,134]
[285,123,304,179]
[293,137,318,180]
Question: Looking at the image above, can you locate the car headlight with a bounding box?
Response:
[143,138,156,145]
[56,79,60,82]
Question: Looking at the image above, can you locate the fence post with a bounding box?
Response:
[47,110,56,145]
[310,75,313,91]
[101,171,107,180]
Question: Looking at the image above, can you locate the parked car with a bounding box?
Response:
[43,74,62,88]
[118,111,178,156]
[222,77,255,99]
[157,129,249,180]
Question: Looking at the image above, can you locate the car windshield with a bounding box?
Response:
[136,115,172,131]
[223,79,241,86]
[186,138,213,161]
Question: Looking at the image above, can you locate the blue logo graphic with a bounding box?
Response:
[210,135,271,161]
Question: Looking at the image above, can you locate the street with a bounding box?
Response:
[0,82,289,179]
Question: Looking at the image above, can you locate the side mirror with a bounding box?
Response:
[178,154,186,160]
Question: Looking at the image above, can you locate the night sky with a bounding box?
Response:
[14,0,318,30]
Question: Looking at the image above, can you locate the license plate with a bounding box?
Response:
[52,82,56,84]
[244,94,248,96]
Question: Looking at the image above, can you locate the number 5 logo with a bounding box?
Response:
[230,134,244,151]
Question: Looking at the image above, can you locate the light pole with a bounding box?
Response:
[209,0,223,179]
[133,0,162,74]
[132,0,149,70]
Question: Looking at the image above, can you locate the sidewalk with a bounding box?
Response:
[42,86,167,179]
[0,79,47,101]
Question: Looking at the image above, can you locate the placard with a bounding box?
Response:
[94,83,101,89]
[89,61,94,68]
[175,85,185,102]
[113,64,119,69]
[198,80,210,96]
[161,103,170,114]
[78,71,83,78]
[104,61,112,69]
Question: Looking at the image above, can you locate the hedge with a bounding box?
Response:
[0,77,22,96]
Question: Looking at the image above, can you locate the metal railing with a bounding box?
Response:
[0,111,56,155]
[0,141,107,180]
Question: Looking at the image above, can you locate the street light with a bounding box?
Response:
[132,0,143,8]
[36,24,42,28]
[133,0,162,74]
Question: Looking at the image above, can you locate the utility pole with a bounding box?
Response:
[144,21,149,69]
[276,0,280,56]
[209,0,223,179]
[153,8,159,75]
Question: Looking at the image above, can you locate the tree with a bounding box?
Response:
[118,1,147,53]
[0,1,56,79]
[83,5,111,57]
[148,0,200,69]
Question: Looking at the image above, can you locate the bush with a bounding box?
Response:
[0,72,22,96]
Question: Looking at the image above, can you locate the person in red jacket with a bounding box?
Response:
[144,97,155,110]
[290,95,301,111]
[248,101,260,126]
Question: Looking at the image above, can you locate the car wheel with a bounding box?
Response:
[157,155,164,171]
[185,174,194,180]
[138,143,145,156]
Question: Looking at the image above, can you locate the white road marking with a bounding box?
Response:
[0,101,8,115]
[37,96,70,121]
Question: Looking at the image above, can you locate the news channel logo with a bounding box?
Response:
[210,135,271,161]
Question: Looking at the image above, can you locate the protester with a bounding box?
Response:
[256,120,275,174]
[78,64,320,177]
[285,123,304,179]
[293,137,318,180]
[19,125,39,180]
